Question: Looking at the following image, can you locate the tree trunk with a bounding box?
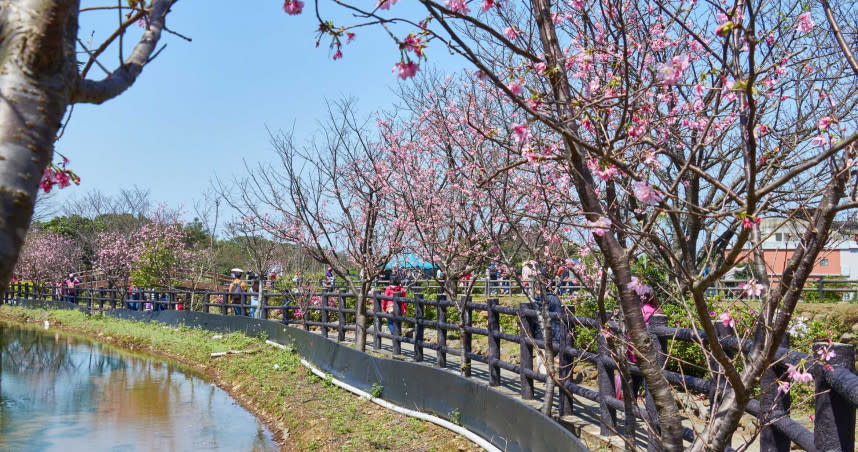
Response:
[537,294,555,417]
[0,1,78,292]
[355,292,367,351]
[442,278,470,377]
[527,0,684,444]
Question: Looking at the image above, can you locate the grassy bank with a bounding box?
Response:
[0,306,479,452]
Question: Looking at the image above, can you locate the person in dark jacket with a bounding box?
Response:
[531,291,562,344]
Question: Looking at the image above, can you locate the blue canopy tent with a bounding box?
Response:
[385,252,435,270]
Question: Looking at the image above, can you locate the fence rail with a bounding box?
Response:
[4,281,855,452]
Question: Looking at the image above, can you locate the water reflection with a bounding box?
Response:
[0,323,278,451]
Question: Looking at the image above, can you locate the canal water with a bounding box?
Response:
[0,322,279,451]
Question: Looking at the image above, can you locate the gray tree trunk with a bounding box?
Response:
[0,0,173,293]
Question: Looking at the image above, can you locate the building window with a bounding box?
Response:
[775,233,782,241]
[820,258,829,267]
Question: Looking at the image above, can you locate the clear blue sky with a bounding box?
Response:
[52,1,462,217]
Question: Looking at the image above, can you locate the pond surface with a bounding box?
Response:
[0,322,278,451]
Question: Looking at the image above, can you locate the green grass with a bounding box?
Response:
[0,306,478,452]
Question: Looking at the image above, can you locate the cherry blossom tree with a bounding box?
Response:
[230,100,406,351]
[94,231,134,289]
[288,0,858,449]
[377,76,521,376]
[14,229,83,284]
[0,1,180,294]
[129,209,198,289]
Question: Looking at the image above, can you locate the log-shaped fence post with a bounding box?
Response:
[392,293,403,355]
[260,292,268,320]
[337,290,346,342]
[645,314,669,452]
[372,294,382,350]
[321,294,330,338]
[813,342,855,452]
[204,293,211,314]
[414,294,425,362]
[558,307,573,416]
[597,332,617,436]
[437,295,448,368]
[487,298,501,387]
[709,322,734,409]
[759,335,791,452]
[463,296,473,377]
[519,302,535,400]
[220,292,227,316]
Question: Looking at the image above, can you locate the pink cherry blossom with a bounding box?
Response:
[446,0,471,14]
[587,160,618,181]
[719,311,736,328]
[742,216,761,229]
[777,380,791,395]
[534,62,547,75]
[632,181,662,205]
[377,0,399,9]
[479,0,495,12]
[283,0,304,15]
[818,116,835,131]
[796,12,814,34]
[507,81,524,96]
[512,123,531,142]
[811,135,829,147]
[655,55,690,86]
[588,217,611,237]
[504,27,518,40]
[817,346,837,361]
[393,61,419,79]
[627,276,653,297]
[786,362,813,383]
[739,279,764,297]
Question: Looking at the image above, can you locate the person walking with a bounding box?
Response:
[228,270,247,316]
[249,279,260,318]
[382,281,407,335]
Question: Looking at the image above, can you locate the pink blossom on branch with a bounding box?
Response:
[507,81,524,96]
[446,0,470,14]
[719,311,736,328]
[393,61,420,79]
[632,181,663,205]
[786,362,813,383]
[479,0,496,12]
[503,27,518,40]
[588,216,611,237]
[627,276,653,297]
[283,0,304,15]
[512,123,531,142]
[739,279,764,297]
[796,12,814,34]
[817,346,836,362]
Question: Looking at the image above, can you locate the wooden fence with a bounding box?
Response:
[4,281,857,452]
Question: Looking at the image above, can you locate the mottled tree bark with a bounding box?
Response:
[0,0,174,294]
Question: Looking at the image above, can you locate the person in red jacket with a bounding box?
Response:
[382,282,407,334]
